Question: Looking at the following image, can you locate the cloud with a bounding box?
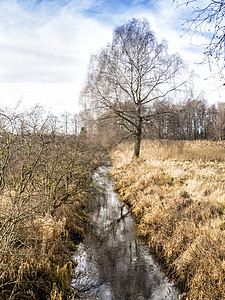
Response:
[0,0,113,112]
[0,0,112,82]
[0,0,224,114]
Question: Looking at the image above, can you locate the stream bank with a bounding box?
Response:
[71,167,180,299]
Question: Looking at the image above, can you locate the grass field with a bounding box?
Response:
[110,140,225,299]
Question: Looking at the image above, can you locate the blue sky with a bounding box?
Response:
[0,0,223,114]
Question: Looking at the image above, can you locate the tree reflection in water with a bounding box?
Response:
[71,167,179,300]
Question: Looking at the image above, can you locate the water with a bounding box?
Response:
[71,167,180,300]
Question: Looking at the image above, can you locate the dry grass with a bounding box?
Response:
[110,140,225,299]
[0,170,95,299]
[0,197,87,300]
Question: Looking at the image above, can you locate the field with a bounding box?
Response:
[110,140,225,299]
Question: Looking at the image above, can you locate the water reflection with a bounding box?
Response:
[71,167,179,299]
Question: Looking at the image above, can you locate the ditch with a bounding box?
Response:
[71,167,180,300]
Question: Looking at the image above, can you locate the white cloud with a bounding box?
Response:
[0,0,224,115]
[0,0,112,113]
[0,82,81,114]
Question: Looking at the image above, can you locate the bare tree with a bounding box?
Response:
[0,106,103,298]
[213,102,225,140]
[81,18,187,157]
[174,0,225,72]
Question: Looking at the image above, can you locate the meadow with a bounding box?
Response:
[110,140,225,299]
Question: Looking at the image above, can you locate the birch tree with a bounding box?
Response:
[81,18,187,157]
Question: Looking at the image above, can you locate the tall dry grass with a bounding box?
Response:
[0,194,88,300]
[111,140,225,299]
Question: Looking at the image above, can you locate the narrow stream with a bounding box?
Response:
[71,167,180,300]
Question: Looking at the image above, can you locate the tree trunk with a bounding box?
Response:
[133,117,142,158]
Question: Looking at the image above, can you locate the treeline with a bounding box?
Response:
[147,99,224,141]
[0,105,103,299]
[95,99,225,145]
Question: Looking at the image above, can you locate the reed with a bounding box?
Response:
[111,140,225,299]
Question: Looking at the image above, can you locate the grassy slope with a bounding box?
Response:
[110,140,225,299]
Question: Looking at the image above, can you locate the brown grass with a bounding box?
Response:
[110,140,225,299]
[0,198,88,300]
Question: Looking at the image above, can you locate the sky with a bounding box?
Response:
[0,0,224,115]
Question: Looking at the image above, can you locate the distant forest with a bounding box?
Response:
[93,99,225,143]
[144,99,225,141]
